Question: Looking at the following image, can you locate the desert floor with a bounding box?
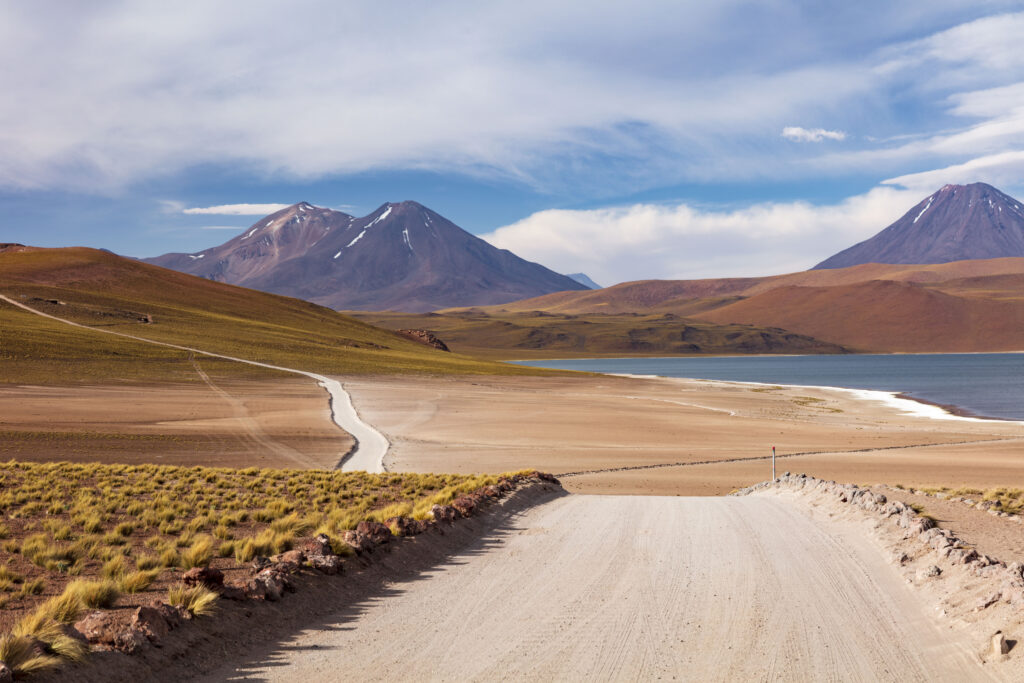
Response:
[345,373,1024,495]
[4,370,1023,494]
[0,376,349,470]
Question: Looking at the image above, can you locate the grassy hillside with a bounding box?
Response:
[0,247,547,383]
[350,310,849,359]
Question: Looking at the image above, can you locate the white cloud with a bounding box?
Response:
[782,127,846,142]
[882,151,1024,194]
[183,203,291,215]
[0,2,966,194]
[0,4,1020,199]
[482,187,919,285]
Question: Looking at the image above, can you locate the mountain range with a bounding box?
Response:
[146,201,587,312]
[815,183,1024,269]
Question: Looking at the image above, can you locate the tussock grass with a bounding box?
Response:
[180,536,214,569]
[117,569,158,594]
[0,633,61,676]
[0,458,510,654]
[31,591,84,625]
[64,579,119,609]
[167,584,218,617]
[913,485,1024,514]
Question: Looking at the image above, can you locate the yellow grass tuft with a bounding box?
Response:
[64,579,120,609]
[167,584,218,617]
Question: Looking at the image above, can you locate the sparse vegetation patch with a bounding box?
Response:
[0,459,497,643]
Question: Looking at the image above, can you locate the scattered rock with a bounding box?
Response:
[356,521,392,545]
[250,556,272,572]
[992,631,1010,656]
[916,565,941,581]
[297,534,333,557]
[308,553,343,575]
[430,504,459,523]
[342,529,372,554]
[395,329,450,352]
[451,495,477,516]
[131,605,173,643]
[385,516,419,537]
[252,572,285,601]
[74,611,148,654]
[274,549,306,565]
[182,566,224,588]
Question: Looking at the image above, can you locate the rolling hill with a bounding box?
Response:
[145,201,587,312]
[458,258,1024,353]
[352,310,849,359]
[0,246,545,384]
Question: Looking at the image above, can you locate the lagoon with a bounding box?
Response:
[513,353,1024,421]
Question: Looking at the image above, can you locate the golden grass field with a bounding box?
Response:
[0,459,503,676]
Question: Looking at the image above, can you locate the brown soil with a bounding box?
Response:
[0,377,350,470]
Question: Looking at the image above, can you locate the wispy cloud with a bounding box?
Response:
[0,4,1020,203]
[183,204,290,215]
[782,127,847,142]
[883,150,1024,193]
[0,2,1010,196]
[482,187,919,285]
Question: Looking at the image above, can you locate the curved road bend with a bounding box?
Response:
[0,294,388,473]
[211,494,993,682]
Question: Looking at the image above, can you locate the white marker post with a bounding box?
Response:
[772,445,776,480]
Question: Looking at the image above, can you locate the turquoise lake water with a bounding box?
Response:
[513,354,1024,421]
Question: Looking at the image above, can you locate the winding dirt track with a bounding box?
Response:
[0,293,387,472]
[226,495,993,682]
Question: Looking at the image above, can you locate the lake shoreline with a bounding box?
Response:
[512,353,1024,423]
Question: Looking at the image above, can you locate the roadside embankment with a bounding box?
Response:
[737,473,1024,674]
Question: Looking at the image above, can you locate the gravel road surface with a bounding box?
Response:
[216,494,991,681]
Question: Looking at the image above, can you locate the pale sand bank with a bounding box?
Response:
[344,374,1024,495]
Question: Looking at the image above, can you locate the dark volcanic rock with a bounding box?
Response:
[815,183,1024,269]
[182,566,224,588]
[396,328,450,351]
[145,201,587,312]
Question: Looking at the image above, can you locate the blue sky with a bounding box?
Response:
[4,2,1024,285]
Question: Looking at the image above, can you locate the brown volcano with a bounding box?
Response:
[146,202,586,312]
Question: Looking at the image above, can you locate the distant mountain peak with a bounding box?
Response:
[145,201,586,312]
[814,182,1024,269]
[566,273,602,289]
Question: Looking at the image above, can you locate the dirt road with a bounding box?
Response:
[215,494,994,682]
